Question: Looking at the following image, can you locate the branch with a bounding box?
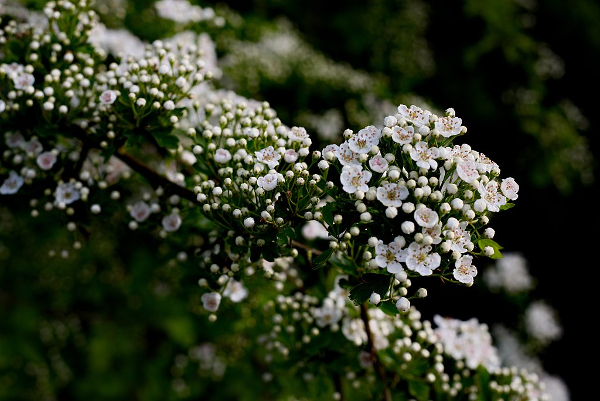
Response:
[360,303,392,401]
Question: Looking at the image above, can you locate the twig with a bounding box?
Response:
[360,303,392,401]
[291,239,323,256]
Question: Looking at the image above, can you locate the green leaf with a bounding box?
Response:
[500,202,515,210]
[312,248,334,269]
[321,203,335,229]
[349,273,391,306]
[379,300,399,316]
[329,252,357,274]
[153,133,179,149]
[276,231,289,247]
[478,238,503,259]
[283,227,297,239]
[408,380,430,401]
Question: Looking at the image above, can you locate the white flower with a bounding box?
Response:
[0,100,5,113]
[409,141,438,170]
[36,152,57,170]
[376,183,409,207]
[414,206,439,228]
[340,165,371,194]
[342,317,367,346]
[12,72,35,90]
[334,142,361,166]
[283,149,299,163]
[257,173,280,191]
[501,177,519,200]
[162,212,182,232]
[405,241,441,276]
[368,155,388,173]
[163,100,175,110]
[456,160,479,183]
[201,292,222,312]
[397,104,431,127]
[0,171,24,195]
[524,301,563,344]
[99,90,118,105]
[244,217,255,228]
[130,201,151,222]
[289,126,309,142]
[214,148,232,164]
[435,116,463,137]
[446,220,473,253]
[453,255,477,285]
[223,279,248,303]
[313,297,344,327]
[255,146,281,169]
[302,220,330,240]
[5,132,25,149]
[55,182,80,204]
[375,240,406,273]
[348,126,380,154]
[396,297,410,312]
[391,125,414,145]
[369,292,381,305]
[478,180,507,212]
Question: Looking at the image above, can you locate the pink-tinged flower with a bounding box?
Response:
[453,255,477,285]
[0,171,24,195]
[257,173,281,191]
[376,183,409,207]
[421,223,443,244]
[162,212,182,232]
[283,149,298,163]
[255,146,281,169]
[130,201,151,222]
[435,116,462,138]
[409,141,438,170]
[289,126,309,142]
[99,90,118,105]
[201,292,222,312]
[340,165,371,194]
[397,104,431,127]
[321,144,339,159]
[446,220,473,254]
[5,132,25,149]
[368,155,388,173]
[405,241,441,276]
[391,125,414,145]
[334,142,361,166]
[475,152,498,173]
[501,177,519,200]
[456,160,479,183]
[25,140,43,155]
[214,148,232,164]
[414,206,439,228]
[55,182,80,204]
[36,151,57,170]
[12,72,35,90]
[478,180,506,212]
[375,240,406,273]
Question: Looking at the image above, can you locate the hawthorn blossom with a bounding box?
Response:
[414,206,439,228]
[456,160,479,183]
[99,89,118,105]
[340,165,371,194]
[391,125,414,145]
[289,126,309,142]
[5,132,24,149]
[475,152,499,173]
[162,212,182,232]
[255,146,281,169]
[223,279,248,302]
[130,201,151,222]
[334,142,361,166]
[55,182,80,204]
[501,177,519,200]
[409,141,438,170]
[374,240,406,273]
[435,116,463,137]
[25,140,43,155]
[214,148,232,164]
[397,104,431,127]
[0,171,24,195]
[446,221,473,254]
[342,317,367,346]
[478,180,507,212]
[36,151,57,170]
[453,255,477,285]
[12,71,35,90]
[404,241,441,276]
[257,173,281,191]
[201,292,222,312]
[421,223,443,244]
[348,125,380,154]
[283,149,298,163]
[368,155,388,173]
[376,183,408,207]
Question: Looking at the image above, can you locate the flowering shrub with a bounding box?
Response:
[0,1,570,400]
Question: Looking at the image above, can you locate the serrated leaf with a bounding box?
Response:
[349,274,391,306]
[312,248,334,269]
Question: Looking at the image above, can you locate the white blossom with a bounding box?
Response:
[162,212,182,232]
[0,171,24,195]
[99,90,118,105]
[375,240,406,273]
[55,182,80,205]
[405,241,441,276]
[414,206,439,228]
[435,116,463,137]
[130,201,151,222]
[36,151,57,170]
[501,177,519,200]
[376,183,409,207]
[453,255,477,285]
[478,180,507,212]
[391,125,414,145]
[255,146,281,169]
[214,148,232,164]
[257,173,281,191]
[368,155,388,173]
[340,165,371,194]
[201,292,222,312]
[397,104,431,127]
